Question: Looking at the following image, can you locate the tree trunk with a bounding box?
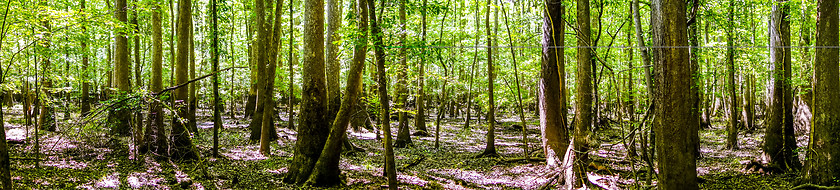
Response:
[188,22,198,134]
[479,0,496,157]
[287,0,296,130]
[326,0,343,119]
[148,0,168,157]
[414,0,429,135]
[369,0,398,187]
[394,0,413,148]
[568,0,592,187]
[632,0,653,102]
[111,0,130,135]
[172,0,199,160]
[305,0,368,184]
[651,0,699,188]
[81,0,91,116]
[725,0,739,150]
[248,0,279,143]
[285,0,329,182]
[804,0,840,185]
[688,0,701,159]
[539,0,569,167]
[132,1,144,154]
[260,0,283,155]
[210,0,221,157]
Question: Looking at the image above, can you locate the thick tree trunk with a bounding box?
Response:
[414,0,429,135]
[651,0,699,189]
[539,0,568,167]
[804,0,840,185]
[111,0,130,135]
[171,0,199,160]
[248,0,279,143]
[260,0,283,155]
[305,0,368,184]
[148,1,168,156]
[285,0,329,183]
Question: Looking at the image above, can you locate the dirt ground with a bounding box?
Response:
[3,104,802,189]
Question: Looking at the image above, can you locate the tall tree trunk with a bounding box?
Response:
[725,0,739,150]
[148,0,168,157]
[414,0,429,135]
[688,0,701,159]
[81,0,91,116]
[326,0,343,118]
[479,0,496,157]
[568,0,591,187]
[111,0,130,135]
[132,0,144,154]
[369,0,397,187]
[287,0,296,130]
[306,0,368,184]
[248,0,279,143]
[765,0,799,168]
[210,0,221,157]
[631,0,653,102]
[652,0,698,189]
[285,0,329,182]
[187,21,198,134]
[540,0,568,167]
[804,0,840,185]
[260,0,283,155]
[394,0,413,148]
[172,0,199,160]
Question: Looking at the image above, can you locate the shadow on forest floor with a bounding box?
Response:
[1,104,804,189]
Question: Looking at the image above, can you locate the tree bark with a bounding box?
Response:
[569,0,592,187]
[394,0,413,148]
[81,0,91,116]
[285,0,329,182]
[765,0,801,171]
[260,0,283,155]
[171,0,199,160]
[326,0,343,119]
[479,0,496,157]
[306,0,368,184]
[148,0,168,157]
[540,0,569,167]
[111,0,130,135]
[725,0,739,150]
[651,0,699,188]
[804,0,840,185]
[369,0,397,187]
[414,0,429,135]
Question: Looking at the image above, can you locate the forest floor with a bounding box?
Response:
[1,104,804,189]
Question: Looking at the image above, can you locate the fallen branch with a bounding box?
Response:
[154,66,247,96]
[398,155,426,171]
[537,172,561,190]
[790,184,840,190]
[503,157,546,163]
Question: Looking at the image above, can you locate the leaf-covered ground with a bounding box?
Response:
[2,104,804,189]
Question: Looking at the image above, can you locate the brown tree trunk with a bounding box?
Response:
[478,0,496,157]
[326,0,343,119]
[285,0,330,183]
[305,0,368,184]
[414,0,429,135]
[369,0,397,187]
[725,0,739,150]
[804,0,840,185]
[762,0,800,171]
[80,0,91,116]
[568,0,591,187]
[394,0,413,148]
[651,0,699,189]
[148,0,168,156]
[260,0,283,155]
[171,0,199,160]
[111,0,130,135]
[539,0,568,167]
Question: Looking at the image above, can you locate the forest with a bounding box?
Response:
[0,0,839,189]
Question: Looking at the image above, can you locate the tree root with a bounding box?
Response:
[397,155,426,172]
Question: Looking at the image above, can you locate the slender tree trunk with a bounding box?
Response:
[287,0,296,130]
[248,0,279,143]
[804,0,840,185]
[285,0,329,182]
[210,0,221,157]
[568,0,592,187]
[540,0,568,167]
[725,0,739,150]
[632,0,653,102]
[414,0,429,135]
[172,0,199,160]
[394,0,413,148]
[111,0,130,135]
[479,0,496,157]
[81,0,90,116]
[652,0,698,189]
[326,0,343,119]
[688,0,701,159]
[187,21,198,134]
[369,0,397,187]
[132,0,144,154]
[260,0,283,155]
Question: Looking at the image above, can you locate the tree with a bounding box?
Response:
[260,0,283,155]
[285,0,329,182]
[369,0,397,187]
[725,0,738,150]
[568,0,592,187]
[326,0,342,118]
[764,0,800,171]
[477,0,497,158]
[651,0,698,188]
[413,0,429,136]
[211,0,222,157]
[109,0,132,137]
[248,0,280,143]
[305,0,368,184]
[539,0,569,167]
[39,0,55,133]
[80,0,91,116]
[394,0,413,148]
[171,0,200,160]
[804,0,840,185]
[147,0,168,156]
